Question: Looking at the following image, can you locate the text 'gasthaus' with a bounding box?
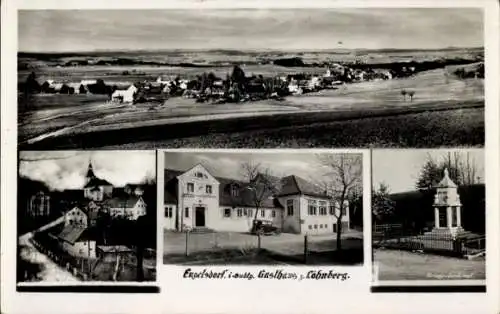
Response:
[183,268,351,281]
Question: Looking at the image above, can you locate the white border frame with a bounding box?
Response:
[2,1,499,314]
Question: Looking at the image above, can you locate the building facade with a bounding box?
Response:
[27,191,51,217]
[164,164,350,234]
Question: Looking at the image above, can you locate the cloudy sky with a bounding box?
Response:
[164,151,362,185]
[18,8,483,52]
[19,151,156,191]
[372,149,484,194]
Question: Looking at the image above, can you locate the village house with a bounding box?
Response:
[111,84,138,103]
[164,164,349,234]
[104,196,147,220]
[27,190,51,218]
[55,205,98,258]
[50,160,150,258]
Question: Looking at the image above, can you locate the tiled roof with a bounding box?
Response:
[56,225,87,244]
[104,196,141,208]
[84,177,112,188]
[279,175,329,199]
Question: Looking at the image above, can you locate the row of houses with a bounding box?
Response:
[36,63,397,104]
[28,161,149,259]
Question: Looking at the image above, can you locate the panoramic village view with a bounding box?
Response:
[17,151,157,283]
[371,149,485,282]
[163,151,363,265]
[17,9,484,149]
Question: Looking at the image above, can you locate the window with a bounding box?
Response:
[243,208,247,216]
[187,183,194,193]
[308,200,317,215]
[272,210,276,218]
[308,225,312,230]
[231,185,239,197]
[195,172,203,178]
[223,208,231,218]
[260,209,265,217]
[248,209,253,218]
[164,207,172,218]
[185,207,189,218]
[341,203,347,215]
[329,204,335,215]
[237,209,243,217]
[314,224,318,229]
[319,201,327,215]
[287,199,294,216]
[206,185,212,194]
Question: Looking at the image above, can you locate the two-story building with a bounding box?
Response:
[164,164,350,234]
[55,205,97,258]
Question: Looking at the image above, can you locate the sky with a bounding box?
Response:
[18,8,483,52]
[19,151,156,191]
[372,149,484,194]
[164,151,362,184]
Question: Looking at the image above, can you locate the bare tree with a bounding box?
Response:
[240,162,282,231]
[315,153,362,250]
[417,151,481,189]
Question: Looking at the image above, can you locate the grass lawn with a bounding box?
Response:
[374,249,485,281]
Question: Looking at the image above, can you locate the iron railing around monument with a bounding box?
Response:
[372,223,485,257]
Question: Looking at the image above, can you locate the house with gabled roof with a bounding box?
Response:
[104,195,147,220]
[164,164,349,234]
[54,205,98,258]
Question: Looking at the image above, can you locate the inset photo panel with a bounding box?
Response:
[161,150,366,266]
[371,149,485,289]
[17,151,158,292]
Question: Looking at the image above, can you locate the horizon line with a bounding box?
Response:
[18,46,485,55]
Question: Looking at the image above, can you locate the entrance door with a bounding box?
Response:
[438,207,447,228]
[195,207,205,227]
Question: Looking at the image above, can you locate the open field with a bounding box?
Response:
[374,249,485,281]
[18,67,484,149]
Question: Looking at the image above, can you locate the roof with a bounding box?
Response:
[436,168,457,188]
[56,225,89,244]
[279,175,329,199]
[84,177,112,188]
[164,168,280,208]
[97,245,134,254]
[104,196,141,208]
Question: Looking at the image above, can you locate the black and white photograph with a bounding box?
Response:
[18,8,484,150]
[162,150,364,265]
[371,149,485,283]
[17,151,157,283]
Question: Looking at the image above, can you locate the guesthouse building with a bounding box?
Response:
[164,164,349,234]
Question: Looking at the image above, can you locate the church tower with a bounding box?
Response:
[85,159,96,185]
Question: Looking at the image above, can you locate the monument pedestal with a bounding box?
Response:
[427,226,468,239]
